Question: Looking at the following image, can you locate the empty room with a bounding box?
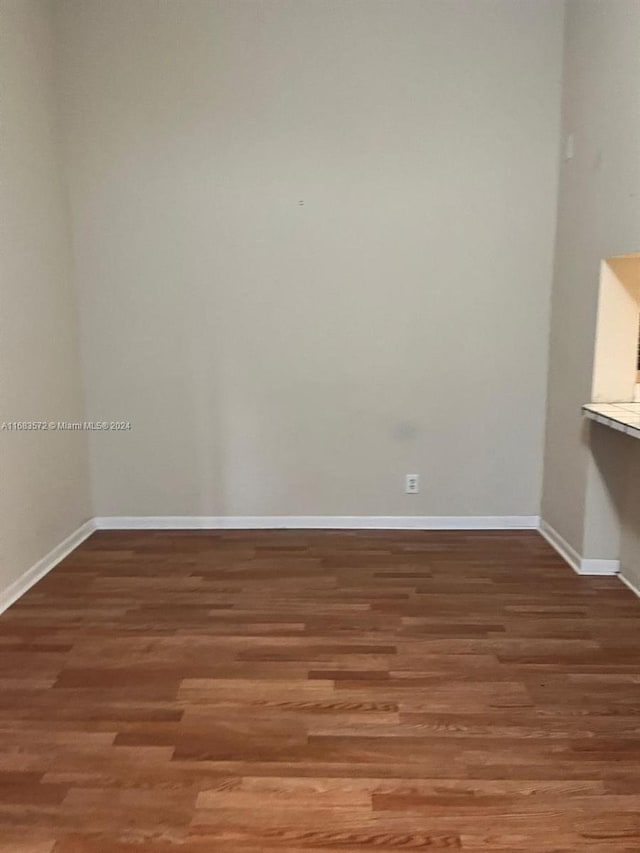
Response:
[2,0,640,849]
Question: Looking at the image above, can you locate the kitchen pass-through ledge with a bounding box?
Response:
[583,401,640,438]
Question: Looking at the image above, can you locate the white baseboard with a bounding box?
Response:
[0,519,96,616]
[93,515,540,531]
[539,519,582,573]
[539,519,619,576]
[0,514,541,615]
[579,557,620,576]
[619,572,640,598]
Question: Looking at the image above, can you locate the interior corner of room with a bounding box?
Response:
[4,1,640,847]
[3,0,640,602]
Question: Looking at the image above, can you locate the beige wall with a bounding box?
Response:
[0,0,91,590]
[620,441,640,590]
[56,0,564,519]
[541,0,640,559]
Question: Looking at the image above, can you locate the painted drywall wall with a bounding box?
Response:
[541,0,640,559]
[56,0,563,518]
[0,0,92,590]
[620,440,640,590]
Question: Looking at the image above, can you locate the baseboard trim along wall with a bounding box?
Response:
[5,515,630,618]
[619,573,640,599]
[539,519,620,576]
[93,515,541,531]
[0,518,96,616]
[539,519,582,573]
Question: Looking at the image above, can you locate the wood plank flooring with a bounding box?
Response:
[0,529,640,851]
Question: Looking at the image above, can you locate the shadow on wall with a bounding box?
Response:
[619,440,640,588]
[587,420,630,535]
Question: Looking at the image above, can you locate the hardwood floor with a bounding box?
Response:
[1,529,640,851]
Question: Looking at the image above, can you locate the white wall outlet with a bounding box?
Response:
[405,474,419,494]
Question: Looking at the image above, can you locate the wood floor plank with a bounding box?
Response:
[0,529,637,850]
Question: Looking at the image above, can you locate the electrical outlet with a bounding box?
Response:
[405,474,419,494]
